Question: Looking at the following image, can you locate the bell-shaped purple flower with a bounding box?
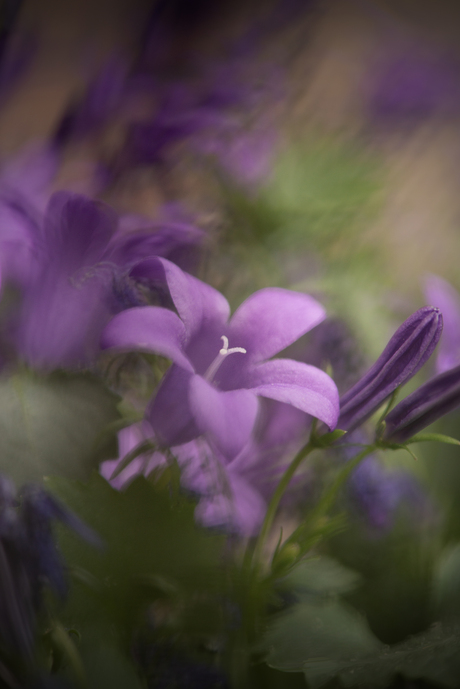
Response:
[384,364,460,443]
[4,187,204,369]
[15,191,118,369]
[101,257,339,460]
[338,306,442,432]
[102,399,311,536]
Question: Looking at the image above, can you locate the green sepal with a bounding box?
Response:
[312,429,347,449]
[406,433,460,446]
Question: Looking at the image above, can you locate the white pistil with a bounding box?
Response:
[204,335,247,382]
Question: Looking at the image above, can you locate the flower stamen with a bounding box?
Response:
[205,336,247,381]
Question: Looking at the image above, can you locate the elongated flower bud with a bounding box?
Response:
[384,363,460,443]
[338,306,442,431]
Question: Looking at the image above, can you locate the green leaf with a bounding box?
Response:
[264,600,382,687]
[433,544,460,619]
[0,371,120,484]
[406,433,460,446]
[46,473,226,640]
[280,557,362,598]
[267,554,460,688]
[330,622,460,689]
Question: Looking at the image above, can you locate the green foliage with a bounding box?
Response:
[264,557,382,688]
[433,543,460,620]
[264,555,460,688]
[264,138,381,254]
[322,622,460,689]
[46,473,227,644]
[0,371,120,484]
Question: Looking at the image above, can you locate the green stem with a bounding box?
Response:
[249,439,315,575]
[308,445,375,524]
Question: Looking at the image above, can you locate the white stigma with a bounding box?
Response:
[205,336,247,381]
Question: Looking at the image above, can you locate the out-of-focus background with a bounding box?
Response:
[5,0,460,658]
[5,0,460,335]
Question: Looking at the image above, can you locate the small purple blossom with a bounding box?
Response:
[347,450,430,533]
[338,307,442,432]
[384,364,460,444]
[425,274,460,374]
[101,258,339,460]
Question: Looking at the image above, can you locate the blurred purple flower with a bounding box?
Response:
[14,192,118,369]
[4,189,203,369]
[425,274,460,374]
[101,257,339,460]
[0,475,98,656]
[53,56,127,146]
[0,146,58,286]
[369,51,460,122]
[299,317,365,396]
[348,452,431,533]
[338,307,442,432]
[337,430,432,534]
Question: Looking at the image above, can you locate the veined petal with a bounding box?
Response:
[243,359,339,429]
[228,287,325,363]
[189,375,259,459]
[100,306,193,371]
[149,366,200,446]
[131,257,230,337]
[43,192,117,270]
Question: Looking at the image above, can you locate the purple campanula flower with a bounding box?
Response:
[102,400,310,536]
[4,187,203,369]
[14,191,118,369]
[384,364,460,444]
[101,257,339,460]
[338,306,442,432]
[425,274,460,374]
[0,145,58,286]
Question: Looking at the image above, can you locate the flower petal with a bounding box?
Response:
[43,192,117,269]
[131,257,230,338]
[195,470,267,536]
[425,274,460,373]
[148,366,201,446]
[243,359,339,429]
[100,306,193,371]
[228,287,325,363]
[189,375,259,459]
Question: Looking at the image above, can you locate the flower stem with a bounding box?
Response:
[249,438,315,575]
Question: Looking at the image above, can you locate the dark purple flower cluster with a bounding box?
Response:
[0,476,97,657]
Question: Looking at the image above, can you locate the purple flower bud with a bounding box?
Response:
[384,364,460,443]
[338,306,442,432]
